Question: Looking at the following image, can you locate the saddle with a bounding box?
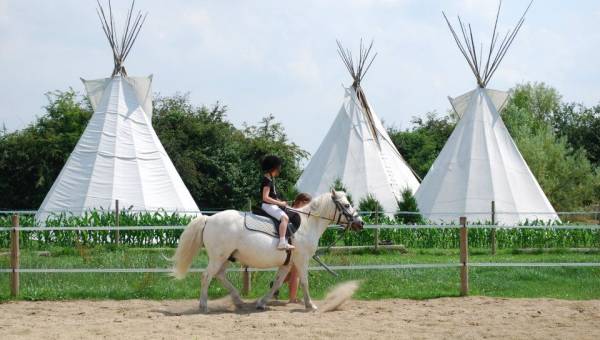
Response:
[245,208,301,241]
[237,208,302,266]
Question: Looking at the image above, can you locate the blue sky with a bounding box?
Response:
[1,0,599,154]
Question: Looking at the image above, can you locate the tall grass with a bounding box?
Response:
[320,214,600,249]
[0,211,192,249]
[1,211,599,250]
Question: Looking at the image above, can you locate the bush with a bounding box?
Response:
[396,188,423,224]
[358,194,384,221]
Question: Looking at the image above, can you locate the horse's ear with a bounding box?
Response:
[331,189,336,198]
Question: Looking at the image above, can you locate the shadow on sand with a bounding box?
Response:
[152,298,311,316]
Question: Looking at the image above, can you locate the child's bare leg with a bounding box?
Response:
[288,265,299,302]
[277,215,294,249]
[278,216,288,238]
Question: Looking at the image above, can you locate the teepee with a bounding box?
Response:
[415,1,557,225]
[36,1,199,222]
[296,41,420,214]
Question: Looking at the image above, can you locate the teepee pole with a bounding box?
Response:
[442,0,533,88]
[97,0,147,77]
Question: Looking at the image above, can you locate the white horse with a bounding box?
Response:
[170,190,363,312]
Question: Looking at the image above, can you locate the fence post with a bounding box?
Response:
[459,216,469,296]
[10,214,20,297]
[374,211,380,251]
[491,201,496,255]
[115,199,120,245]
[242,266,251,296]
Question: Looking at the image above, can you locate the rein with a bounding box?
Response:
[285,207,342,225]
[286,198,354,230]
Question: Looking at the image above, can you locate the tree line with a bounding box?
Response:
[1,82,599,212]
[0,91,307,210]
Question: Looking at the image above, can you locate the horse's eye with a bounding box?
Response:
[344,204,350,208]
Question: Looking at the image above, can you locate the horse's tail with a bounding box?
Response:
[170,215,208,279]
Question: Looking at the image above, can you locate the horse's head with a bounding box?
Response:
[331,189,364,231]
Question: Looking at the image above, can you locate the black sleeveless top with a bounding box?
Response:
[261,175,281,202]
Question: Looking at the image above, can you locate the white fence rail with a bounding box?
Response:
[2,224,600,232]
[1,214,599,298]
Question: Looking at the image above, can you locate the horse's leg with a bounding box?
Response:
[199,257,225,313]
[215,261,244,307]
[256,264,292,310]
[296,257,317,311]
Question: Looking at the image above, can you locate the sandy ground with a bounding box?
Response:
[1,297,599,339]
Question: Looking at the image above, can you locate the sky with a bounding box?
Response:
[1,0,599,155]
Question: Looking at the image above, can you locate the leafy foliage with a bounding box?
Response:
[0,90,92,210]
[0,211,191,248]
[503,84,600,211]
[389,82,600,212]
[396,188,422,224]
[551,103,600,166]
[388,112,455,178]
[507,82,600,168]
[358,194,384,221]
[2,210,599,250]
[0,92,308,210]
[2,82,600,215]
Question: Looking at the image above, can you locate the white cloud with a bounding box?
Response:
[1,0,599,154]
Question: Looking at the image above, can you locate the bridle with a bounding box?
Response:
[331,195,361,229]
[287,193,360,230]
[286,193,362,277]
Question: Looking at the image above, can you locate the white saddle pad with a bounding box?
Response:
[244,213,278,238]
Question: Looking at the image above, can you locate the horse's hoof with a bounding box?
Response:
[199,304,209,314]
[306,304,318,311]
[256,303,267,311]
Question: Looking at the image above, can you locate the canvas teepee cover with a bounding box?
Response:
[36,2,199,222]
[296,41,420,213]
[415,1,557,225]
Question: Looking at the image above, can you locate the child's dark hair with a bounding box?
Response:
[293,193,312,207]
[261,155,283,172]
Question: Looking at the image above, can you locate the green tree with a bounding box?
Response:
[550,103,600,166]
[388,112,455,178]
[242,115,308,205]
[503,84,600,211]
[0,90,92,209]
[396,188,422,224]
[507,82,600,166]
[0,91,307,210]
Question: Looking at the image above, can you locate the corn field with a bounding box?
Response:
[0,211,192,249]
[1,212,599,249]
